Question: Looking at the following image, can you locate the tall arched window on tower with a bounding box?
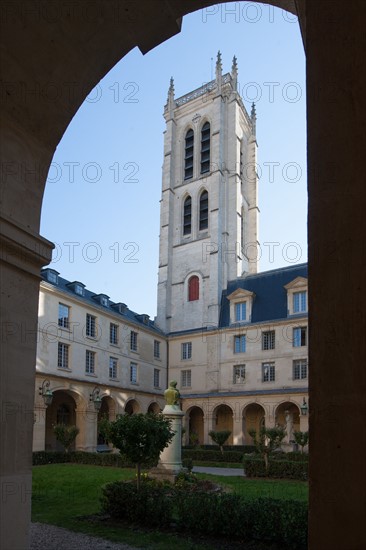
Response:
[188,275,199,301]
[200,122,210,174]
[184,129,194,180]
[199,190,209,231]
[183,195,192,235]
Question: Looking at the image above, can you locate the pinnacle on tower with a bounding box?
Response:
[251,102,257,136]
[231,55,238,91]
[215,50,222,80]
[167,76,175,115]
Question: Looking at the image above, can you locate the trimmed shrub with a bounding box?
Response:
[176,492,307,549]
[243,456,308,480]
[32,451,132,467]
[182,449,244,463]
[100,480,172,527]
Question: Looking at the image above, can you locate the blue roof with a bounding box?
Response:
[40,270,164,335]
[219,263,308,327]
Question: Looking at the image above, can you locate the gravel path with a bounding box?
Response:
[30,523,141,550]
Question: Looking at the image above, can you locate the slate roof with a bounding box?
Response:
[40,269,164,335]
[219,263,308,328]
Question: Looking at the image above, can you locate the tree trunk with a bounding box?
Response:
[136,463,141,490]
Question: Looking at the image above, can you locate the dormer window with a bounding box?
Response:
[93,294,110,307]
[284,277,308,316]
[227,288,255,324]
[42,269,59,284]
[75,284,84,296]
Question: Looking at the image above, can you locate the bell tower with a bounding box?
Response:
[156,54,259,333]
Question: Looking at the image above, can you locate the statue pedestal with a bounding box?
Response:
[149,405,185,483]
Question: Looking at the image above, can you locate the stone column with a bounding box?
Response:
[33,403,47,452]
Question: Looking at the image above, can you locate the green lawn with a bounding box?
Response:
[32,464,308,549]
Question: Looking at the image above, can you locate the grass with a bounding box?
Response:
[32,464,308,549]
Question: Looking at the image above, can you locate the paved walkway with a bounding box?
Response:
[193,465,245,476]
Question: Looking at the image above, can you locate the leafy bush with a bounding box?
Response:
[100,480,172,527]
[243,456,308,480]
[32,451,132,467]
[53,424,79,452]
[208,430,231,454]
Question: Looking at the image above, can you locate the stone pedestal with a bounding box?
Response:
[150,405,185,483]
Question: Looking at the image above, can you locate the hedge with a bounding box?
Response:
[243,457,308,480]
[101,481,308,549]
[182,449,244,463]
[32,451,133,467]
[183,444,256,453]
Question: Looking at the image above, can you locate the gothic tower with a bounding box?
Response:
[156,54,259,333]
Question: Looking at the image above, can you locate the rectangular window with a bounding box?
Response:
[58,303,70,329]
[86,314,96,338]
[293,359,308,380]
[235,302,247,321]
[181,369,191,387]
[130,331,138,351]
[153,368,160,388]
[293,291,307,313]
[154,340,160,359]
[234,334,246,353]
[57,342,69,369]
[293,327,307,347]
[109,357,118,379]
[233,365,246,384]
[181,342,192,360]
[130,362,138,384]
[85,350,95,374]
[262,330,275,350]
[110,323,118,345]
[262,362,275,382]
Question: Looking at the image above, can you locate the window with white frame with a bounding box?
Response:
[130,362,138,384]
[293,291,307,313]
[181,342,192,360]
[154,340,160,359]
[110,323,118,345]
[85,350,95,374]
[75,283,84,296]
[262,330,275,350]
[130,331,138,351]
[233,365,246,384]
[293,359,308,380]
[181,369,191,387]
[234,334,246,353]
[262,362,275,382]
[153,368,160,388]
[58,303,70,329]
[57,342,69,369]
[293,327,307,347]
[235,302,247,322]
[109,356,118,379]
[86,314,96,338]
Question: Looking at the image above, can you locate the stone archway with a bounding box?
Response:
[212,404,234,445]
[147,401,161,414]
[243,403,266,445]
[45,390,77,451]
[187,406,204,445]
[125,399,140,415]
[1,2,366,549]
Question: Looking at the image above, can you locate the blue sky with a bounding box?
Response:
[41,2,306,318]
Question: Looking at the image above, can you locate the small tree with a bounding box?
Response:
[189,431,199,447]
[293,430,309,454]
[208,430,231,455]
[53,424,79,453]
[103,413,174,489]
[249,426,286,472]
